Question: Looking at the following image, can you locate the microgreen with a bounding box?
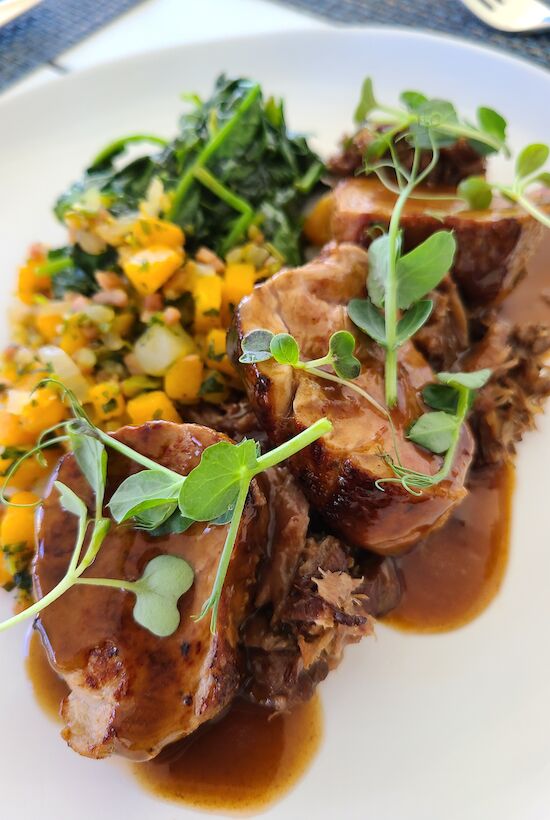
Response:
[458,142,550,228]
[0,378,332,637]
[354,78,509,156]
[378,368,491,493]
[76,555,195,638]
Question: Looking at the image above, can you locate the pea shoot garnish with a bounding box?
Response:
[458,143,550,228]
[239,329,490,495]
[0,380,332,636]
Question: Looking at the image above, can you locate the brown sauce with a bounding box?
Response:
[25,629,68,722]
[134,696,322,814]
[26,627,322,813]
[385,462,514,633]
[500,231,550,325]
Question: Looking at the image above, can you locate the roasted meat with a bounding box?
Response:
[330,177,547,305]
[243,467,401,710]
[33,422,268,760]
[232,242,474,555]
[328,127,486,188]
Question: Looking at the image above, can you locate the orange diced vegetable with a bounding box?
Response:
[88,382,126,421]
[193,275,222,332]
[303,193,335,246]
[164,354,204,403]
[131,217,184,249]
[19,388,68,437]
[123,245,183,295]
[0,491,38,549]
[127,390,181,425]
[204,328,235,377]
[35,312,63,342]
[221,263,255,325]
[17,259,51,304]
[0,411,36,448]
[60,317,88,355]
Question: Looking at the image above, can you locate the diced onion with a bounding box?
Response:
[133,324,195,376]
[38,345,90,401]
[6,389,32,415]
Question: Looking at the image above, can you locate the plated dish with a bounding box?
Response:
[1,29,550,820]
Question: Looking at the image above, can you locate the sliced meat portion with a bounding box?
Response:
[243,466,401,711]
[328,127,486,188]
[232,242,474,555]
[181,399,265,445]
[414,275,470,371]
[330,177,547,305]
[33,422,268,761]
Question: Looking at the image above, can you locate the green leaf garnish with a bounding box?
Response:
[239,329,275,363]
[354,77,378,124]
[437,369,492,390]
[329,331,361,380]
[395,300,433,344]
[348,298,387,345]
[131,555,194,638]
[396,231,456,309]
[366,233,394,308]
[457,176,493,210]
[109,469,185,524]
[179,439,257,522]
[270,333,300,366]
[407,411,459,454]
[516,143,549,179]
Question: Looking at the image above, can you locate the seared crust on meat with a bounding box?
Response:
[33,422,268,760]
[231,243,474,555]
[331,178,547,305]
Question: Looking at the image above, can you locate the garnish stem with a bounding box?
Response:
[254,417,332,472]
[94,429,179,479]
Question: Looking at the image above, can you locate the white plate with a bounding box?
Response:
[1,27,550,820]
[0,0,41,27]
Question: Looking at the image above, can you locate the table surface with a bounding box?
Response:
[3,0,323,100]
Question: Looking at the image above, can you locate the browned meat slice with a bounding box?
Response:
[243,467,401,711]
[330,177,547,304]
[181,399,266,445]
[232,242,474,555]
[33,422,268,760]
[414,276,470,371]
[328,127,485,188]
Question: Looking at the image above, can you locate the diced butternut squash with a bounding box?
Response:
[0,491,38,548]
[164,354,204,403]
[17,259,51,305]
[2,448,60,491]
[221,263,255,325]
[204,328,235,377]
[60,317,88,355]
[0,553,11,587]
[303,193,335,246]
[123,245,183,295]
[19,388,67,437]
[193,274,223,332]
[200,370,229,404]
[35,312,63,342]
[0,411,36,448]
[88,382,126,421]
[127,390,181,425]
[131,217,184,249]
[112,311,135,338]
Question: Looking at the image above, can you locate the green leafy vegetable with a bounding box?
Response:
[329,331,361,379]
[109,470,185,524]
[347,299,387,346]
[396,231,456,309]
[395,300,433,344]
[457,176,493,210]
[407,411,459,454]
[270,333,300,366]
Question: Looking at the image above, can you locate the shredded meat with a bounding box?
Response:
[243,467,401,711]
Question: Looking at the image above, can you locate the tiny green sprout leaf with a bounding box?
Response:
[270,333,300,366]
[179,438,257,522]
[68,430,107,508]
[329,331,361,380]
[395,300,433,344]
[239,329,274,364]
[367,233,393,308]
[109,470,184,524]
[400,90,428,112]
[354,77,377,124]
[535,172,550,187]
[134,502,177,531]
[408,99,459,149]
[476,107,507,145]
[348,298,386,346]
[437,368,492,390]
[147,510,194,537]
[407,411,459,454]
[457,176,493,210]
[396,230,456,309]
[422,384,461,414]
[364,136,390,163]
[516,144,549,180]
[55,480,87,521]
[132,555,194,638]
